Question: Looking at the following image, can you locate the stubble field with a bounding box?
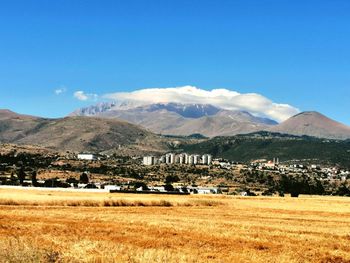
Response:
[0,188,350,263]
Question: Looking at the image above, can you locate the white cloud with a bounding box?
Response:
[74,91,98,101]
[54,87,67,95]
[103,85,299,122]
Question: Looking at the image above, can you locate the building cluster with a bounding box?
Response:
[249,158,350,182]
[105,185,220,194]
[143,153,212,166]
[251,158,280,169]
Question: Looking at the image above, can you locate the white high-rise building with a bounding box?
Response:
[188,155,195,165]
[170,153,175,164]
[202,154,208,165]
[178,154,184,164]
[193,155,201,165]
[201,154,213,165]
[207,154,212,165]
[183,153,189,164]
[165,153,175,164]
[159,155,166,163]
[165,154,171,164]
[151,153,212,166]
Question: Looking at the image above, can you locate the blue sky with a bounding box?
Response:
[0,0,349,124]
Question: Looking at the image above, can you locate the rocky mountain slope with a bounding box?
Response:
[268,111,350,140]
[0,109,175,154]
[71,102,278,137]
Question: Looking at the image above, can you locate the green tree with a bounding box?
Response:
[79,172,89,184]
[18,167,26,185]
[31,170,38,187]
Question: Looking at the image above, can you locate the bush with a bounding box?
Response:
[165,175,180,184]
[262,188,275,196]
[133,182,149,191]
[164,184,174,192]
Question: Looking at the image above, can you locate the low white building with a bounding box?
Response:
[149,186,166,192]
[143,156,156,166]
[77,153,97,161]
[104,185,121,191]
[186,186,219,194]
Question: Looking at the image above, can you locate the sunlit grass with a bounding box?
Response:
[0,188,350,262]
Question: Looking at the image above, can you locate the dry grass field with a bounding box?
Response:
[0,188,350,263]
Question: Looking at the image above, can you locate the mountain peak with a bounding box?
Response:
[269,111,350,139]
[292,111,324,118]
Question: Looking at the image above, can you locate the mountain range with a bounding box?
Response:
[1,102,350,156]
[71,102,350,140]
[71,102,278,137]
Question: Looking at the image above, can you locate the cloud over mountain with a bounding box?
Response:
[103,86,299,122]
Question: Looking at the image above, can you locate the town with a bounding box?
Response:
[0,144,349,197]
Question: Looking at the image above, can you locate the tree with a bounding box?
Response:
[31,170,38,187]
[278,175,310,197]
[335,184,350,196]
[308,178,325,195]
[18,167,26,185]
[79,172,89,184]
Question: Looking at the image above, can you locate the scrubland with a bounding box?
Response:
[0,188,350,263]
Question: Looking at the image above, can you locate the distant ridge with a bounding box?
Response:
[183,131,350,168]
[0,109,38,120]
[268,111,350,140]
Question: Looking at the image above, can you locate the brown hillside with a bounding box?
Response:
[269,111,350,139]
[0,110,170,154]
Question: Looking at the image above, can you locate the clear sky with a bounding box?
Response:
[1,0,349,124]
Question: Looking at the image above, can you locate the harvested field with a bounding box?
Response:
[0,188,350,262]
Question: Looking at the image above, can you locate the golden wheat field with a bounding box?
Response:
[0,188,350,263]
